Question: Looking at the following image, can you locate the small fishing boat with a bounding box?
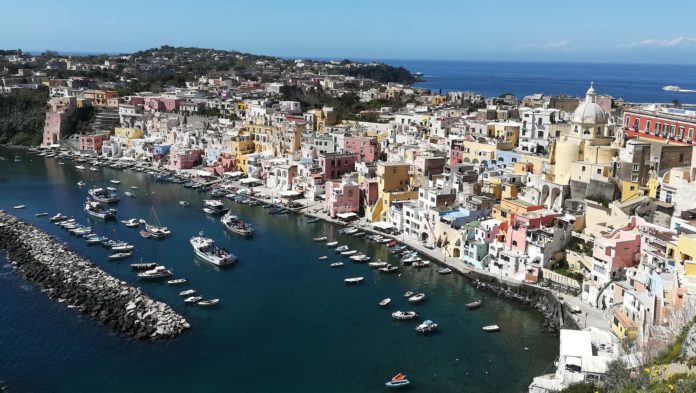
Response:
[111,243,134,252]
[438,267,453,274]
[88,187,119,203]
[466,300,482,310]
[89,166,99,172]
[124,191,135,198]
[313,236,327,242]
[379,264,399,274]
[179,289,196,297]
[341,250,357,256]
[86,235,108,245]
[344,276,364,284]
[335,245,349,252]
[77,181,86,187]
[402,255,421,265]
[412,260,430,268]
[343,227,359,235]
[167,278,188,285]
[84,200,117,220]
[190,232,236,266]
[197,299,220,307]
[184,296,203,304]
[385,374,410,388]
[379,298,391,307]
[482,325,500,332]
[404,291,414,298]
[326,241,339,247]
[306,217,320,223]
[50,213,68,222]
[318,256,328,260]
[329,262,344,268]
[130,186,138,190]
[352,231,366,238]
[349,254,370,262]
[121,218,140,228]
[110,180,121,184]
[369,261,388,268]
[106,187,117,192]
[35,212,48,217]
[13,205,26,209]
[221,213,254,237]
[75,165,86,170]
[391,311,418,320]
[109,252,132,260]
[137,266,173,280]
[408,293,426,303]
[179,201,190,207]
[131,262,157,271]
[416,320,438,334]
[203,199,229,215]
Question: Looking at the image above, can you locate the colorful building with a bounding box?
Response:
[325,179,360,217]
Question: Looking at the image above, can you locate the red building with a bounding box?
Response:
[343,136,381,162]
[623,107,696,145]
[79,133,110,154]
[318,152,359,180]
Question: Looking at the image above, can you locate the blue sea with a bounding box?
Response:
[0,147,557,393]
[384,59,696,104]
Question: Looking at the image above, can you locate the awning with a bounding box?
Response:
[372,221,394,230]
[197,170,214,177]
[240,177,261,184]
[337,212,358,219]
[223,171,245,177]
[279,190,302,197]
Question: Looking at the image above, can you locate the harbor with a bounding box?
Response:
[0,147,558,392]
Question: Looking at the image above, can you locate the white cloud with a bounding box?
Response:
[544,40,571,49]
[630,36,696,47]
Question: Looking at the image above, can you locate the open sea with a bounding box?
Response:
[385,59,696,104]
[0,147,558,392]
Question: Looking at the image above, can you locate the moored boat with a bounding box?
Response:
[335,245,349,252]
[408,293,426,303]
[344,276,364,284]
[184,296,203,304]
[179,289,196,297]
[482,325,500,332]
[167,278,188,285]
[221,212,254,237]
[329,262,344,268]
[84,200,117,220]
[179,200,190,207]
[318,256,328,260]
[13,205,26,209]
[306,217,320,223]
[50,213,68,222]
[391,311,418,320]
[131,262,157,271]
[340,250,357,256]
[437,267,453,274]
[197,299,220,307]
[326,241,339,247]
[35,212,48,217]
[109,252,132,260]
[379,298,391,306]
[466,300,482,310]
[88,187,119,203]
[416,320,438,334]
[121,218,140,228]
[137,265,173,280]
[313,236,328,242]
[379,264,399,274]
[190,232,236,266]
[385,373,410,388]
[203,199,229,215]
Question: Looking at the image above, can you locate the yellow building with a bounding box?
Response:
[620,182,644,203]
[377,162,411,195]
[487,122,520,146]
[246,122,274,153]
[114,127,144,140]
[230,132,255,161]
[612,311,638,341]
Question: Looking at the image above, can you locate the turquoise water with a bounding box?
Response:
[0,147,557,393]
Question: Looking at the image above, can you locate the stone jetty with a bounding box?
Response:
[0,212,189,340]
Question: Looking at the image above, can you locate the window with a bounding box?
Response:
[679,126,685,139]
[596,168,602,175]
[655,123,661,135]
[633,118,639,129]
[689,128,694,140]
[625,116,630,125]
[632,164,639,171]
[670,125,676,137]
[680,153,684,162]
[582,166,586,172]
[631,175,638,182]
[645,120,651,132]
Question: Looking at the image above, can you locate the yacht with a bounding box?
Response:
[369,261,388,268]
[88,187,120,203]
[221,213,254,237]
[203,199,229,215]
[35,212,48,217]
[349,254,370,262]
[111,242,134,252]
[313,236,328,242]
[391,311,418,320]
[326,241,339,247]
[86,236,108,245]
[190,232,236,266]
[184,296,203,304]
[137,266,173,280]
[141,207,171,239]
[167,278,188,285]
[121,218,140,228]
[416,320,438,334]
[131,262,157,271]
[408,293,426,303]
[84,200,117,220]
[49,213,68,222]
[335,245,349,252]
[13,205,26,209]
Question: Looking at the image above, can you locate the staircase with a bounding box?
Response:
[370,196,384,222]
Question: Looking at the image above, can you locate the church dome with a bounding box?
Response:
[572,82,607,125]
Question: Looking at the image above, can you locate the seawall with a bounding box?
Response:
[0,212,189,340]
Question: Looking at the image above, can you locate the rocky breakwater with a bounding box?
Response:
[0,212,189,340]
[467,271,566,333]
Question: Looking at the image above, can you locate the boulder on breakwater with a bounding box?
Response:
[0,212,189,340]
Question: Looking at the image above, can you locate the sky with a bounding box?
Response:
[3,0,696,64]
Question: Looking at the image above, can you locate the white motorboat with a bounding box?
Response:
[190,232,236,266]
[124,191,135,198]
[88,187,119,203]
[13,205,26,209]
[403,291,414,298]
[84,200,117,220]
[110,179,121,184]
[184,296,203,304]
[438,267,453,274]
[141,207,171,239]
[408,293,426,303]
[344,276,364,284]
[416,320,438,333]
[335,245,349,252]
[482,325,500,332]
[179,289,197,297]
[326,241,339,247]
[108,252,132,260]
[379,298,391,306]
[35,212,48,217]
[369,261,388,268]
[402,255,421,265]
[340,250,357,256]
[221,212,254,237]
[121,218,140,228]
[131,262,157,271]
[111,243,134,252]
[412,260,430,268]
[137,266,173,280]
[318,256,328,260]
[313,236,328,242]
[343,227,359,235]
[130,186,138,190]
[203,199,229,215]
[50,213,68,222]
[89,167,99,172]
[391,311,418,320]
[75,165,86,170]
[349,254,370,262]
[197,299,220,307]
[329,262,344,268]
[378,265,399,274]
[179,201,190,207]
[77,181,86,187]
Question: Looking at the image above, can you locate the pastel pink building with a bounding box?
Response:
[343,136,381,162]
[42,96,77,146]
[170,148,203,170]
[145,97,181,112]
[79,133,110,154]
[318,152,358,180]
[593,230,641,271]
[505,210,560,253]
[325,179,360,217]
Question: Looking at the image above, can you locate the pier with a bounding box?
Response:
[0,212,189,340]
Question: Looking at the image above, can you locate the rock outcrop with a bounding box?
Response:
[0,212,189,340]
